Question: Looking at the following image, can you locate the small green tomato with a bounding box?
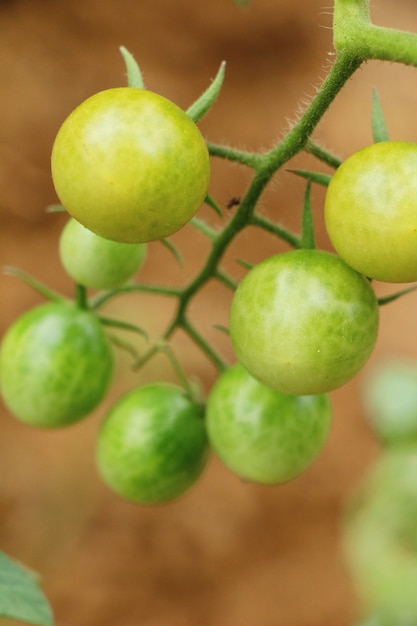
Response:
[96,384,209,504]
[59,218,146,290]
[0,301,113,428]
[229,249,379,395]
[206,363,331,484]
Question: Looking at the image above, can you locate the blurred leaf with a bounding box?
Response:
[301,181,315,249]
[45,204,66,213]
[99,315,149,341]
[0,552,53,626]
[120,46,144,89]
[372,88,389,143]
[108,334,140,361]
[212,323,230,335]
[186,61,226,122]
[205,193,223,217]
[378,284,417,306]
[159,238,184,266]
[3,266,64,302]
[287,168,331,187]
[236,258,254,270]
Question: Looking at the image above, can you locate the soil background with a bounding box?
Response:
[1,1,417,625]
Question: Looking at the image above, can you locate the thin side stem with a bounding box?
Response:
[207,142,262,168]
[90,282,182,309]
[304,140,342,169]
[250,214,301,249]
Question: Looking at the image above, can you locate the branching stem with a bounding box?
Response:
[92,0,417,377]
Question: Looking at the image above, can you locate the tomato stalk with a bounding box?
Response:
[333,0,417,66]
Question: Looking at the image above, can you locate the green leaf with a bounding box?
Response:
[301,181,315,249]
[3,267,65,303]
[99,315,149,341]
[211,323,230,336]
[205,193,223,217]
[371,88,389,143]
[287,168,331,187]
[378,284,417,306]
[235,258,254,270]
[45,204,66,213]
[159,238,184,266]
[186,61,226,123]
[108,334,140,361]
[119,46,144,89]
[0,552,53,626]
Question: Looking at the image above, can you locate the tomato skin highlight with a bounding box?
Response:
[206,363,331,484]
[96,384,209,505]
[59,217,147,290]
[51,88,210,244]
[0,301,113,428]
[229,249,379,395]
[325,141,417,283]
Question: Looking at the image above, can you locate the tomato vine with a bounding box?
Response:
[3,2,417,623]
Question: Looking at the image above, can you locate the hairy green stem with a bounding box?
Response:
[75,284,88,309]
[100,1,417,377]
[114,51,363,374]
[207,141,261,168]
[334,0,417,66]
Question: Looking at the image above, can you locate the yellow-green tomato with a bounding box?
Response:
[51,88,210,243]
[325,141,417,283]
[229,249,379,395]
[0,301,113,428]
[59,218,146,290]
[206,363,331,484]
[96,384,209,504]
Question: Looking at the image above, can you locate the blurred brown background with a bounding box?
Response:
[1,1,417,625]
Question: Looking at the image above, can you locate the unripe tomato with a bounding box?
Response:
[344,449,417,623]
[206,363,331,484]
[362,359,417,446]
[325,141,417,283]
[96,384,209,504]
[229,249,379,395]
[51,88,210,243]
[59,218,146,290]
[0,301,113,428]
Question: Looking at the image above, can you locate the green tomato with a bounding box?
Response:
[206,363,331,484]
[325,141,417,283]
[96,384,209,504]
[344,449,417,624]
[59,217,146,290]
[362,358,417,446]
[51,87,210,244]
[229,249,379,395]
[0,301,113,428]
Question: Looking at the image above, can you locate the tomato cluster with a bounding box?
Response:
[2,80,412,507]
